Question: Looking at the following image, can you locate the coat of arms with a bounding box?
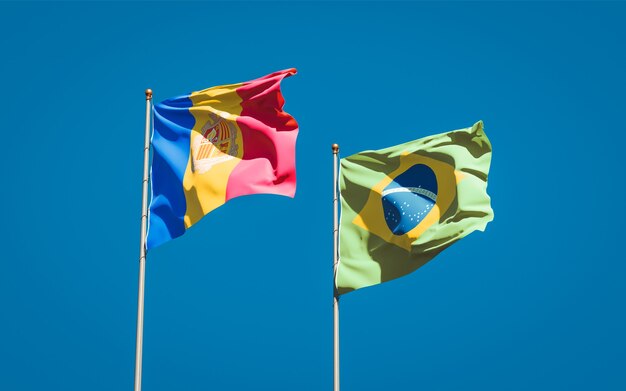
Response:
[191,113,239,174]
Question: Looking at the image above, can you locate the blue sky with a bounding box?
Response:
[1,2,625,390]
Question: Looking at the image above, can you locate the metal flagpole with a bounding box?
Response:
[332,143,340,391]
[134,88,152,391]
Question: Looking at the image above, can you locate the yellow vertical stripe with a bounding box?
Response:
[182,83,245,228]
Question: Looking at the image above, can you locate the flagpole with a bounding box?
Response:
[332,143,340,391]
[134,88,152,391]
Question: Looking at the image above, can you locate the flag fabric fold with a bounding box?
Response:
[337,121,493,294]
[147,69,299,250]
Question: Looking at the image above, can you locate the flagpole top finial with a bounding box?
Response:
[145,89,153,100]
[332,144,339,154]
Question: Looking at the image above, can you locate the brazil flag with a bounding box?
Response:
[337,121,493,295]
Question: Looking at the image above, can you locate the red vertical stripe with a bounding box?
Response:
[226,69,298,200]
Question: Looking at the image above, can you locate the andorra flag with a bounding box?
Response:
[147,69,298,250]
[337,121,493,294]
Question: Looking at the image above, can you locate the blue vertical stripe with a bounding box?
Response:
[146,94,194,250]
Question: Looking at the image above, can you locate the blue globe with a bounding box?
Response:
[381,164,438,235]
